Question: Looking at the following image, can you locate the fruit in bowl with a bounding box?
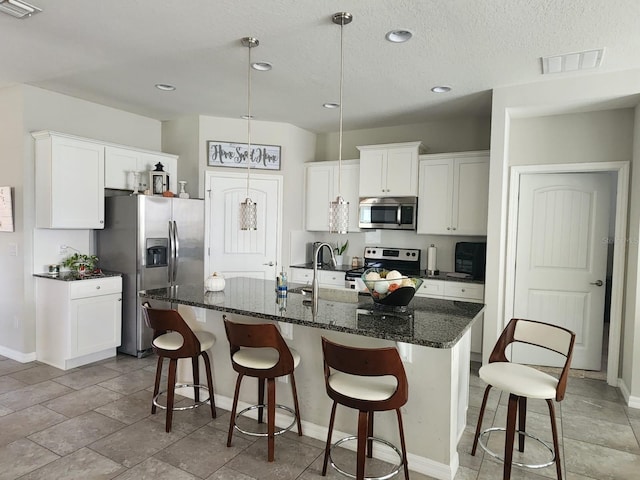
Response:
[362,268,423,306]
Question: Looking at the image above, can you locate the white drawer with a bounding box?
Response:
[290,268,313,284]
[443,282,484,301]
[319,270,345,287]
[69,276,122,299]
[417,280,444,298]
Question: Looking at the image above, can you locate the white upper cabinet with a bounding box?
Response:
[417,151,489,235]
[305,160,360,232]
[105,146,178,192]
[34,131,105,229]
[357,142,424,197]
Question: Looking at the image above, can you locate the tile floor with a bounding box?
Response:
[0,353,638,479]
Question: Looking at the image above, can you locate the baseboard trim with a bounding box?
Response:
[0,346,36,363]
[618,378,640,409]
[211,393,458,480]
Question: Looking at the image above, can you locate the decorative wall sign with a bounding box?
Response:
[207,141,281,170]
[0,186,15,232]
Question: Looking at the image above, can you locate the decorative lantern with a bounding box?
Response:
[149,162,170,195]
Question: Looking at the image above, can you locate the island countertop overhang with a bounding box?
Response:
[139,278,484,349]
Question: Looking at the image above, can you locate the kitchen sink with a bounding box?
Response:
[288,285,360,304]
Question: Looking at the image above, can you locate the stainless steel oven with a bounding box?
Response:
[358,197,417,230]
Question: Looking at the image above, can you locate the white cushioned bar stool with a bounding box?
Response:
[142,303,217,432]
[223,315,302,462]
[471,318,576,480]
[321,337,410,480]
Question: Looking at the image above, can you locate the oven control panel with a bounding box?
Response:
[363,247,420,261]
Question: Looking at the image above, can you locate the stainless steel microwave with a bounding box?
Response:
[358,197,417,230]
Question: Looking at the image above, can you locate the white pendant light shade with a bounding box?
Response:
[240,197,257,231]
[239,37,259,231]
[329,195,349,234]
[328,12,352,235]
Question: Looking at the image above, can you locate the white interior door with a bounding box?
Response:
[513,172,610,370]
[206,172,282,280]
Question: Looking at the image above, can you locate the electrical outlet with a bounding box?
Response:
[59,244,67,255]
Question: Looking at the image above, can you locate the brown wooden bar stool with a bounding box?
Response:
[471,318,576,480]
[141,302,217,432]
[223,315,302,462]
[321,337,409,480]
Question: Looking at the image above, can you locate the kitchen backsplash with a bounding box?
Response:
[289,229,486,273]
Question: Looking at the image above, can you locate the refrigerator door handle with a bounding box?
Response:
[173,220,179,282]
[168,220,175,283]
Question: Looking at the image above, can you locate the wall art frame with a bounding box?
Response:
[207,140,281,171]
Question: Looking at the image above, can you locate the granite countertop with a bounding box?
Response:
[33,270,123,281]
[139,277,484,349]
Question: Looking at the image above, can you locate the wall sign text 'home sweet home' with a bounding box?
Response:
[207,141,281,170]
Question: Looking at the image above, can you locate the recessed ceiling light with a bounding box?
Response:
[252,62,272,71]
[155,83,176,91]
[431,86,452,93]
[385,30,412,43]
[323,103,340,109]
[0,0,41,18]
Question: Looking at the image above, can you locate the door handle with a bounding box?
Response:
[590,280,604,287]
[263,261,274,266]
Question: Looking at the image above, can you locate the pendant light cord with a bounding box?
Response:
[337,16,345,196]
[246,41,252,198]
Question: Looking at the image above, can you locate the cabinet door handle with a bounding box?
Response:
[263,261,274,266]
[96,286,101,289]
[99,220,104,224]
[447,227,451,230]
[118,298,122,301]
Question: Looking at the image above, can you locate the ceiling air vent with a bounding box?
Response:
[541,49,604,75]
[0,0,41,18]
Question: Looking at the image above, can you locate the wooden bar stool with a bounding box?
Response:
[142,303,217,432]
[321,337,409,480]
[471,318,576,479]
[223,315,302,462]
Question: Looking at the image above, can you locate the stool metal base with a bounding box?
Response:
[233,403,297,437]
[478,427,555,469]
[153,383,211,411]
[329,435,403,480]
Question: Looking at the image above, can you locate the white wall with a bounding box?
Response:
[161,116,200,198]
[509,109,634,165]
[486,69,640,405]
[316,117,491,160]
[161,115,317,274]
[0,85,163,357]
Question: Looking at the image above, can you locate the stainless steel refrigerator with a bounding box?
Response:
[97,195,204,357]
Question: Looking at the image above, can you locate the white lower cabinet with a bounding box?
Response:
[416,279,484,354]
[290,268,346,289]
[36,276,122,370]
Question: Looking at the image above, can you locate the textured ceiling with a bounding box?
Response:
[1,0,639,133]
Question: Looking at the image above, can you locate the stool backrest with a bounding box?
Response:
[223,316,294,378]
[141,302,201,359]
[321,336,408,409]
[489,318,576,401]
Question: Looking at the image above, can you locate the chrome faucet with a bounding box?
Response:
[311,242,337,315]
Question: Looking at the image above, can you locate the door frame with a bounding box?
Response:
[505,162,629,386]
[204,170,283,280]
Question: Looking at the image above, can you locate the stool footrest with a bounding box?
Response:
[329,435,403,480]
[153,383,211,412]
[477,427,556,469]
[233,403,297,437]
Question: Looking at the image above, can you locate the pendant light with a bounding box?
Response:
[239,36,258,231]
[328,12,352,235]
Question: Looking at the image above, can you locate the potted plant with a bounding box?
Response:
[61,252,99,275]
[334,240,348,266]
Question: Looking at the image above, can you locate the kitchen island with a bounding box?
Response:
[140,278,484,480]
